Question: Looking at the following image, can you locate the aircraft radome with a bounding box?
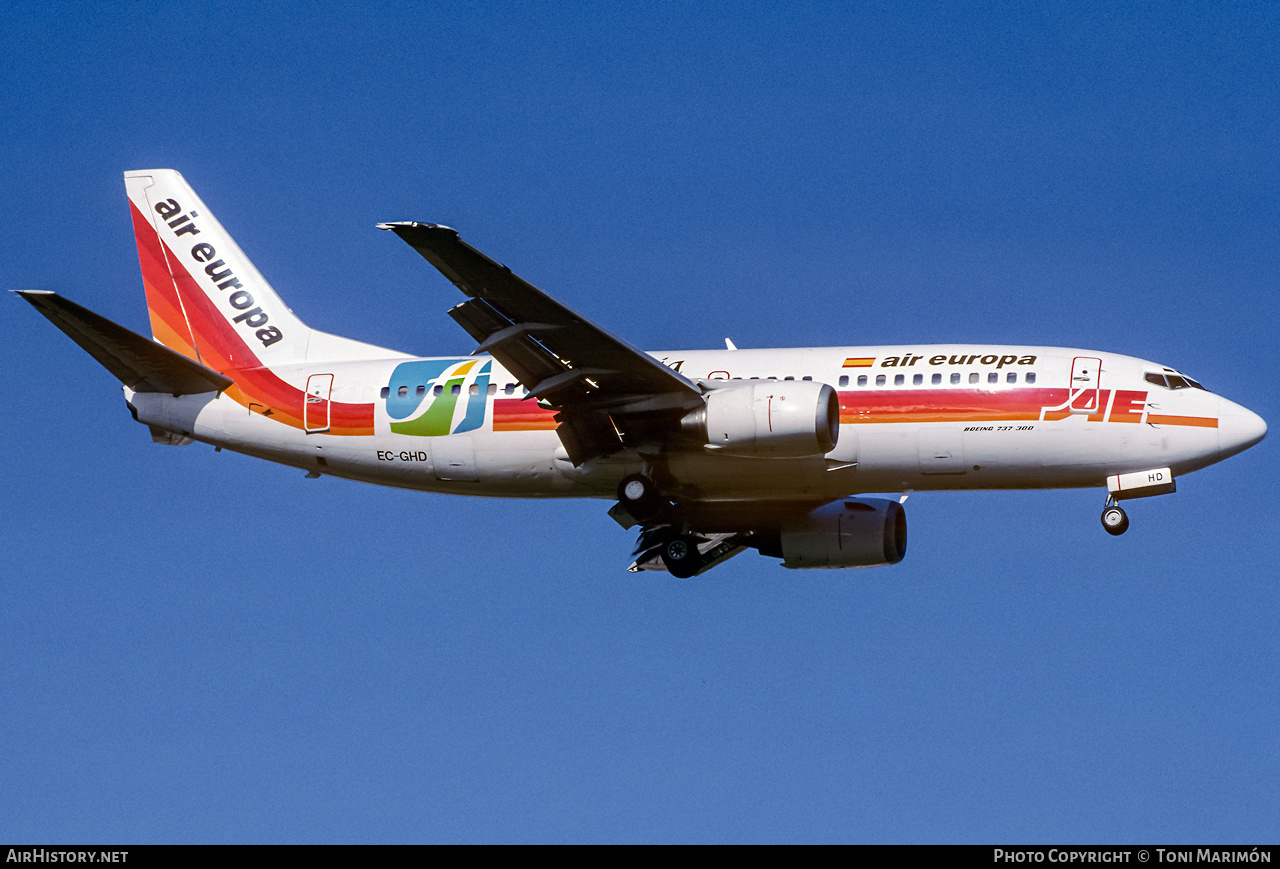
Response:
[17,170,1267,578]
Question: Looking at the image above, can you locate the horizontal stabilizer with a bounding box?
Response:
[15,290,234,394]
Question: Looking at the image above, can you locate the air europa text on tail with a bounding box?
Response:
[152,198,283,348]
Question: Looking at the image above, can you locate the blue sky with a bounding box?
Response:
[1,1,1276,843]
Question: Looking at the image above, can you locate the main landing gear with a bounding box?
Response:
[617,473,664,523]
[659,534,703,579]
[1100,497,1129,536]
[616,473,711,579]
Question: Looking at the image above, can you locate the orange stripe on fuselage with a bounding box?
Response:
[1147,414,1218,428]
[838,388,1218,428]
[493,398,558,431]
[838,388,1059,424]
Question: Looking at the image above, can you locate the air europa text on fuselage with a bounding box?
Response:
[879,353,1038,368]
[152,198,283,348]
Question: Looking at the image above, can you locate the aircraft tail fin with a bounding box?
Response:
[15,290,233,394]
[125,169,394,371]
[125,169,317,369]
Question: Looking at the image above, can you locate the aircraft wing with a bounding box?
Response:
[379,222,705,463]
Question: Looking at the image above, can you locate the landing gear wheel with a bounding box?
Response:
[617,474,662,522]
[1101,505,1129,536]
[661,535,702,579]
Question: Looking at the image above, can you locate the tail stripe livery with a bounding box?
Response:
[130,201,202,364]
[126,171,376,436]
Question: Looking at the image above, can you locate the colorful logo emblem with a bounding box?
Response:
[385,359,492,436]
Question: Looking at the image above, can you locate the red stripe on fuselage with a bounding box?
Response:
[838,387,1216,428]
[493,398,558,431]
[838,387,1061,424]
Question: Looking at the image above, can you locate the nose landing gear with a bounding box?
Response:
[1101,498,1129,536]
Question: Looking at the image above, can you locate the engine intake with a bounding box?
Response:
[683,381,839,457]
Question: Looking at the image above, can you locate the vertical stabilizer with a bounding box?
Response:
[121,170,405,438]
[126,169,315,368]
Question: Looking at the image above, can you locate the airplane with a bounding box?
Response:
[17,169,1267,578]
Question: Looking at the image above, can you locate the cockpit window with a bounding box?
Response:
[1146,371,1208,391]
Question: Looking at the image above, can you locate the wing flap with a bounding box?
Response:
[16,290,234,395]
[446,297,565,390]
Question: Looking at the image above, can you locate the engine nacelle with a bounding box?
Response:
[683,381,839,457]
[779,499,907,568]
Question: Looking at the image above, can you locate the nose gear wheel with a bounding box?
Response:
[1101,498,1129,536]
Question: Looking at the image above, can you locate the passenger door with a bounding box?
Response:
[304,373,333,433]
[1068,357,1102,414]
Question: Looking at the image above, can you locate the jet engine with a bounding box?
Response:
[682,380,839,457]
[775,498,907,568]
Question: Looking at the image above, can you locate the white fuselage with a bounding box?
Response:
[126,343,1263,503]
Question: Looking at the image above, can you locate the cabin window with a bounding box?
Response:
[504,383,516,395]
[802,375,812,381]
[451,384,461,396]
[839,375,849,387]
[950,373,961,385]
[487,383,497,395]
[875,375,886,386]
[784,375,794,381]
[434,385,443,396]
[468,384,478,395]
[857,375,868,387]
[969,373,979,384]
[1026,372,1036,384]
[913,373,923,385]
[988,372,999,384]
[1007,372,1017,383]
[416,385,426,396]
[397,386,408,398]
[894,374,904,386]
[380,387,389,399]
[932,373,942,385]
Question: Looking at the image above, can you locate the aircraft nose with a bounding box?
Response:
[1217,397,1267,459]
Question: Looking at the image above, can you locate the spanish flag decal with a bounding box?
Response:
[842,357,876,368]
